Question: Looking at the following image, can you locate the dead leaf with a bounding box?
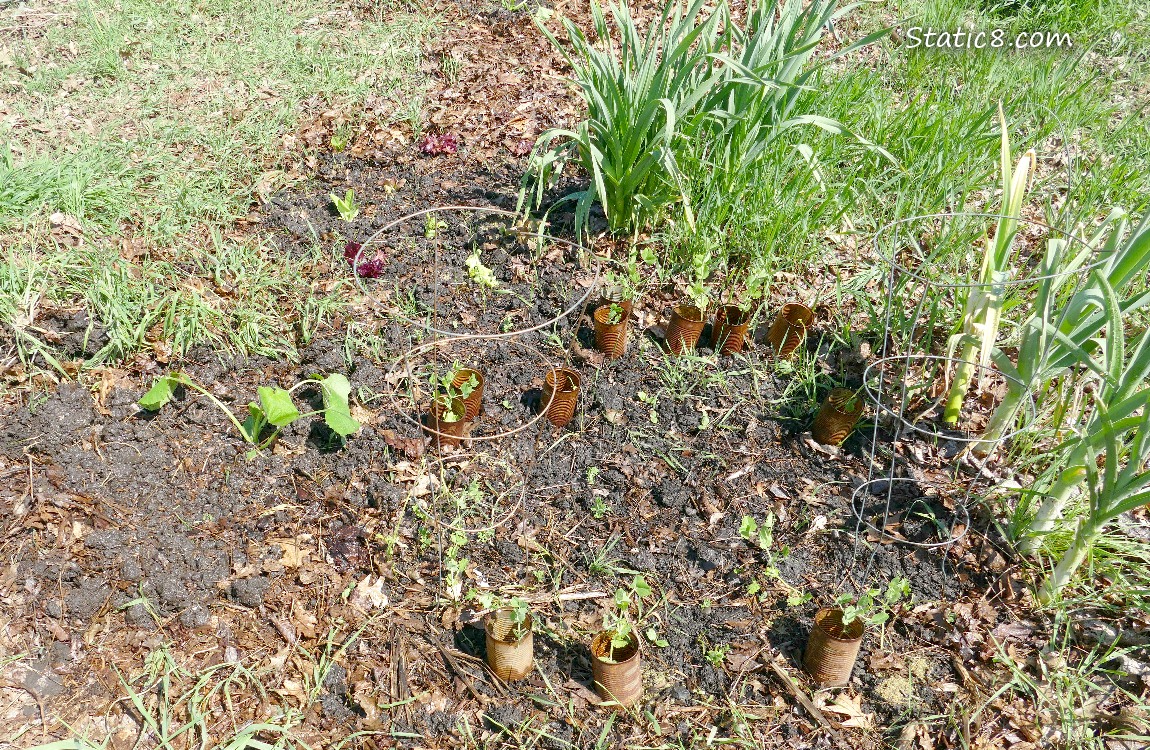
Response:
[349,575,389,610]
[991,621,1034,641]
[275,677,309,708]
[49,212,83,246]
[382,429,424,459]
[725,652,762,673]
[868,650,906,672]
[821,692,874,730]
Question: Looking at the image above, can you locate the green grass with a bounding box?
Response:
[663,0,1150,282]
[0,0,431,361]
[1,0,430,236]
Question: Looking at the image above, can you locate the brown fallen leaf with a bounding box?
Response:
[868,650,906,672]
[381,429,424,459]
[820,692,874,730]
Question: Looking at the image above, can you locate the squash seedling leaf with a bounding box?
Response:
[243,404,264,443]
[325,408,361,437]
[318,374,361,437]
[258,386,300,427]
[138,374,182,411]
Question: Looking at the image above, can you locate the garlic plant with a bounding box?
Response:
[943,104,1035,426]
[975,207,1150,457]
[1037,320,1150,602]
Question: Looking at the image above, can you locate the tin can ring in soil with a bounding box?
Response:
[451,368,485,422]
[767,302,813,358]
[711,305,751,354]
[803,607,864,687]
[425,397,467,448]
[388,338,555,442]
[812,388,864,446]
[593,304,629,359]
[485,609,534,682]
[540,367,581,428]
[590,631,642,707]
[666,304,705,354]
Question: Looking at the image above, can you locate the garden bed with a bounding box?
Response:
[0,147,1026,750]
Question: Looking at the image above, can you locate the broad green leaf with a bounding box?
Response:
[318,374,360,437]
[258,387,300,427]
[242,404,264,443]
[325,408,360,437]
[138,375,179,411]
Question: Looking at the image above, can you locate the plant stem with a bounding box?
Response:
[1038,516,1101,605]
[1018,462,1087,556]
[944,341,978,425]
[972,385,1026,456]
[174,375,252,443]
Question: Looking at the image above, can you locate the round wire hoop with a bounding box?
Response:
[850,477,971,550]
[350,205,601,341]
[385,337,566,443]
[861,353,1037,445]
[872,212,1101,290]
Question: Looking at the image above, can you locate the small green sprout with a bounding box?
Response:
[424,214,447,238]
[835,577,912,628]
[139,372,359,459]
[330,189,359,221]
[739,514,774,551]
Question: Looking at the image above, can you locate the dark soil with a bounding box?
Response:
[0,146,1007,747]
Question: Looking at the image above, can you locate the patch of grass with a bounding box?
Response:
[1,234,351,364]
[988,615,1150,749]
[0,0,431,361]
[1,0,431,237]
[663,0,1149,289]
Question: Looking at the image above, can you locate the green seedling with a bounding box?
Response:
[330,188,359,222]
[741,514,811,606]
[591,495,608,519]
[330,127,350,153]
[427,363,479,422]
[139,372,360,459]
[601,588,635,664]
[425,214,447,238]
[644,624,668,648]
[466,248,499,288]
[835,577,911,629]
[471,592,532,640]
[637,390,659,424]
[507,596,531,640]
[605,302,625,325]
[704,643,730,668]
[600,575,653,663]
[739,514,774,551]
[685,244,714,312]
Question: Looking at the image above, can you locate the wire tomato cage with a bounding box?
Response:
[850,211,1102,587]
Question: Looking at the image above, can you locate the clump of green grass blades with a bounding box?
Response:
[522,0,890,238]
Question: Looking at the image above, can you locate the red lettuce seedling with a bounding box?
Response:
[418,133,459,155]
[344,241,385,279]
